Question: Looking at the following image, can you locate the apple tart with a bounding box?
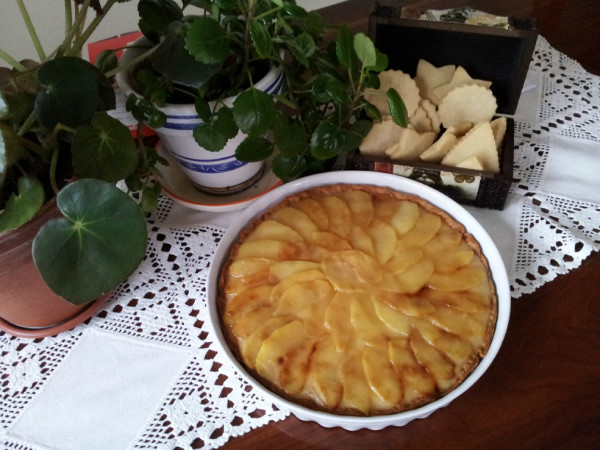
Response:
[218,184,497,416]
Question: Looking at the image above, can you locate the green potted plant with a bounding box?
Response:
[0,0,162,333]
[113,0,407,193]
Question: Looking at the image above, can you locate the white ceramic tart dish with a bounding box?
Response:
[207,171,510,431]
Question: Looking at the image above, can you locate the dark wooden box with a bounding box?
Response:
[345,2,538,209]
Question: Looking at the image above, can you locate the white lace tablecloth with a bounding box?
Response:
[1,36,599,450]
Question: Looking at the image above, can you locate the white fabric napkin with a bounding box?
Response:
[542,134,600,203]
[8,328,190,450]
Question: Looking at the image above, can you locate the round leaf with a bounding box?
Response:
[32,179,148,305]
[271,154,308,182]
[151,22,221,88]
[72,113,138,182]
[310,121,348,160]
[0,177,45,233]
[138,0,183,42]
[232,88,277,136]
[186,16,230,65]
[235,136,273,162]
[193,121,229,152]
[35,57,100,129]
[353,33,377,68]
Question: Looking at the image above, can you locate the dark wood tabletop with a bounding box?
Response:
[219,1,600,448]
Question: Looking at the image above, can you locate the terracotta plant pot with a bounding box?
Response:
[0,200,107,337]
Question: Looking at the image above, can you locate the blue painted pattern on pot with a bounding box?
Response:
[162,70,285,131]
[175,154,247,173]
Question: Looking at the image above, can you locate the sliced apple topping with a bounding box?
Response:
[409,329,456,381]
[316,195,353,238]
[293,198,329,230]
[267,260,321,284]
[341,351,372,415]
[428,264,486,291]
[368,219,398,264]
[390,200,421,235]
[396,211,442,249]
[220,186,496,416]
[271,207,319,240]
[246,219,303,242]
[255,320,315,394]
[371,296,413,336]
[337,189,374,228]
[311,334,344,408]
[324,291,353,352]
[363,343,403,404]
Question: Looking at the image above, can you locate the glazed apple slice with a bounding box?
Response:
[348,225,376,256]
[371,296,412,336]
[293,198,329,230]
[270,269,326,302]
[396,211,441,249]
[316,195,353,238]
[270,206,319,240]
[311,334,344,408]
[388,339,437,403]
[255,320,314,394]
[363,343,403,404]
[267,260,321,284]
[324,291,352,352]
[428,265,486,291]
[368,219,397,264]
[245,219,303,242]
[340,351,371,414]
[337,189,374,228]
[409,329,455,381]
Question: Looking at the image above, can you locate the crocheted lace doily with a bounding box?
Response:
[1,36,598,450]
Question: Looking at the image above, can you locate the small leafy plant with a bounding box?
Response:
[116,0,407,182]
[0,0,161,305]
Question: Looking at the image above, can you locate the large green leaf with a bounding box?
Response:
[232,88,277,136]
[35,57,107,129]
[335,25,354,69]
[273,114,306,156]
[32,179,148,305]
[271,154,308,182]
[235,136,273,162]
[138,0,183,43]
[193,121,229,152]
[151,22,221,88]
[185,16,230,65]
[309,121,366,160]
[387,88,408,127]
[250,19,273,59]
[312,73,348,104]
[71,113,138,182]
[353,33,377,68]
[0,177,45,233]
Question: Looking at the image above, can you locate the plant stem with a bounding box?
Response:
[0,48,28,71]
[16,0,47,61]
[104,45,157,78]
[49,144,60,195]
[64,0,73,37]
[67,0,119,58]
[17,110,37,137]
[56,0,91,57]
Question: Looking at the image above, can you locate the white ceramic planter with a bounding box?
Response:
[116,38,284,194]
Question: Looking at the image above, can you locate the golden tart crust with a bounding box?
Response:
[218,184,498,416]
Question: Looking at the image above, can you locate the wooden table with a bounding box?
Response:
[219,1,600,448]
